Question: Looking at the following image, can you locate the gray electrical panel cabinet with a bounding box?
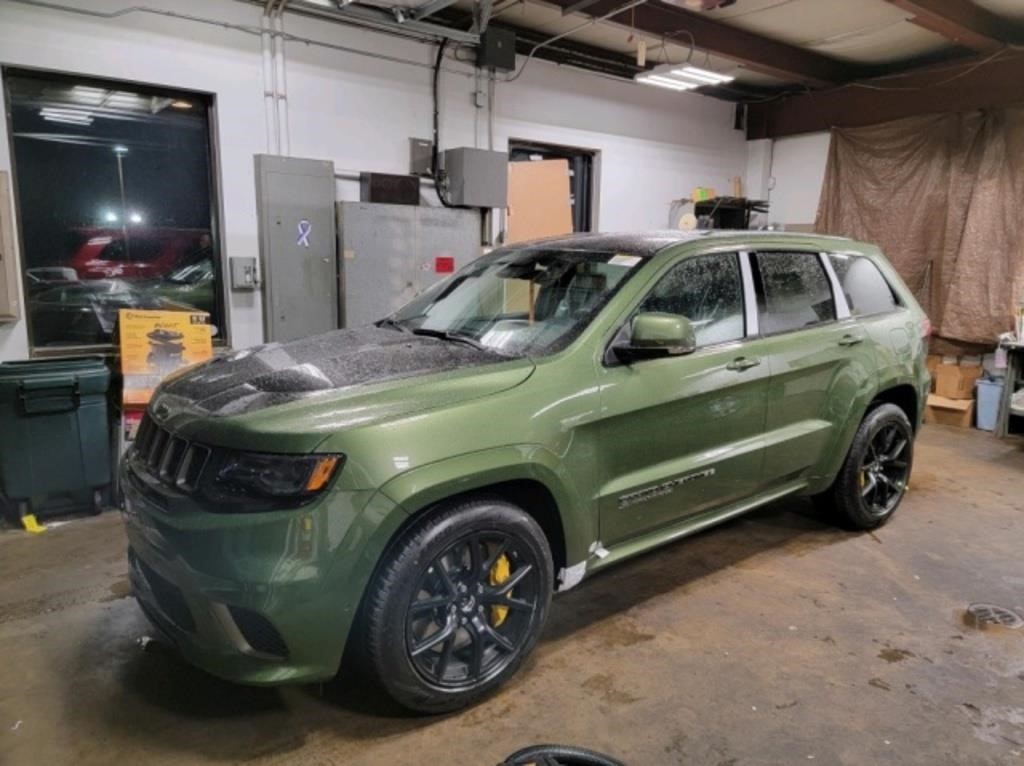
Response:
[255,154,337,342]
[442,148,508,208]
[337,202,481,327]
[0,172,21,323]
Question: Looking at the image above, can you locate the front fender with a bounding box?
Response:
[378,445,593,568]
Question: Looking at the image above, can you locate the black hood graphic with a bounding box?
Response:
[160,326,509,417]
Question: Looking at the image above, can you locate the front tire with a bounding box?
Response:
[823,403,914,530]
[361,498,553,714]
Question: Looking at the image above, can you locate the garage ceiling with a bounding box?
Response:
[276,0,1024,133]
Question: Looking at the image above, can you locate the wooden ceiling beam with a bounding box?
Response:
[542,0,860,87]
[886,0,1023,52]
[745,49,1024,139]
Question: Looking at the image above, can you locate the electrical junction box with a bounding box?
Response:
[336,202,481,327]
[409,138,434,177]
[229,256,259,290]
[359,172,420,206]
[477,27,516,72]
[442,147,508,208]
[254,154,338,343]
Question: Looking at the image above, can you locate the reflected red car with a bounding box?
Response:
[67,228,210,280]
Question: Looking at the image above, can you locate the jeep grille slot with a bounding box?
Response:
[134,413,211,493]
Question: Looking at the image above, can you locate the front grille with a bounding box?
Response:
[131,551,196,633]
[134,413,210,492]
[227,606,289,658]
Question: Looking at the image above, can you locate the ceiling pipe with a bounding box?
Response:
[273,1,291,155]
[504,0,648,82]
[260,12,279,153]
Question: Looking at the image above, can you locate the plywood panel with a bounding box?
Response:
[506,159,574,245]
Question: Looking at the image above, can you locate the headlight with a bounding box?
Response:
[204,451,344,512]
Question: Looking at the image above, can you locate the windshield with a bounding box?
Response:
[386,248,647,357]
[167,259,213,285]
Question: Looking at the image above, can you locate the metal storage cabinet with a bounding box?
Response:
[337,202,481,327]
[0,357,111,517]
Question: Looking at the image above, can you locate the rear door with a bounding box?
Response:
[751,251,876,486]
[595,251,772,546]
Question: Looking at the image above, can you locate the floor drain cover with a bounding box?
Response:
[966,603,1024,629]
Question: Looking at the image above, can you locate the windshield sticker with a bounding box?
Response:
[608,254,642,268]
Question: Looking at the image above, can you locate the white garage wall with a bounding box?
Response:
[0,0,747,360]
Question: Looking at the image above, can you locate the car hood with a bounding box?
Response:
[153,326,534,449]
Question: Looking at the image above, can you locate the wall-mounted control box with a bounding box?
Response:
[442,147,509,208]
[229,256,260,290]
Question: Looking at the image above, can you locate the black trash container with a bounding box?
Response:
[0,357,111,518]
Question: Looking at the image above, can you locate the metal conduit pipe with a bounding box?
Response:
[503,0,648,82]
[260,13,279,153]
[7,0,477,79]
[273,4,291,155]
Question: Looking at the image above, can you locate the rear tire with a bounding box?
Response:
[361,498,553,714]
[821,403,914,530]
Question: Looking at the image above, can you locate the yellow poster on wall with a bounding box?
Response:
[119,309,213,406]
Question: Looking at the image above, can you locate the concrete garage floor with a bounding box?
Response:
[1,424,1022,766]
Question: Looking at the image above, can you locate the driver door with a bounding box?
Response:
[595,252,771,546]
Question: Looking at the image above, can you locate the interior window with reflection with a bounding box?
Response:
[638,253,744,346]
[754,252,836,335]
[828,253,898,316]
[5,69,221,348]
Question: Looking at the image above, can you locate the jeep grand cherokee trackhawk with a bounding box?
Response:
[121,231,929,712]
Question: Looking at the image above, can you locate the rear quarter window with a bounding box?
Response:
[828,254,898,316]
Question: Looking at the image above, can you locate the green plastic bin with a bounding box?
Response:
[0,357,111,517]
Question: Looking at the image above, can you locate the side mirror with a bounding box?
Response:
[613,312,697,363]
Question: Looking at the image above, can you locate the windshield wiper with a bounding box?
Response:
[376,317,409,333]
[410,327,515,356]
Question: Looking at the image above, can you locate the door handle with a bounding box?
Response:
[726,356,761,372]
[838,334,865,347]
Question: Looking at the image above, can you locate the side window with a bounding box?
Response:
[754,252,836,335]
[638,253,744,346]
[828,254,898,316]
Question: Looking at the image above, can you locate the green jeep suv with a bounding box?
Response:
[121,231,929,712]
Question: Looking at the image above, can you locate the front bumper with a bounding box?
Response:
[120,458,386,686]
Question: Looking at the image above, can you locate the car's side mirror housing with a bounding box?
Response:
[613,312,697,363]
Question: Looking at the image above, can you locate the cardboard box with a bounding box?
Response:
[926,355,942,391]
[925,394,975,428]
[934,363,983,400]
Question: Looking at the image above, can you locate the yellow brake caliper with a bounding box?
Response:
[489,554,511,627]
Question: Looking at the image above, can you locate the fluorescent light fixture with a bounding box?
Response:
[107,91,141,102]
[42,114,93,125]
[170,100,193,110]
[676,65,735,84]
[637,74,697,92]
[70,85,107,105]
[635,63,735,93]
[40,107,93,125]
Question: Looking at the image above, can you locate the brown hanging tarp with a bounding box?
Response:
[815,109,1024,349]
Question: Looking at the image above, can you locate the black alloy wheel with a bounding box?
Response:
[859,422,910,516]
[406,532,541,687]
[824,402,915,530]
[360,498,553,713]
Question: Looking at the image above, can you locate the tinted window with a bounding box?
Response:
[828,254,897,316]
[5,69,221,349]
[638,253,744,346]
[754,252,835,335]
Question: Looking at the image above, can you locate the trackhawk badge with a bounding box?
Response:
[618,468,716,509]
